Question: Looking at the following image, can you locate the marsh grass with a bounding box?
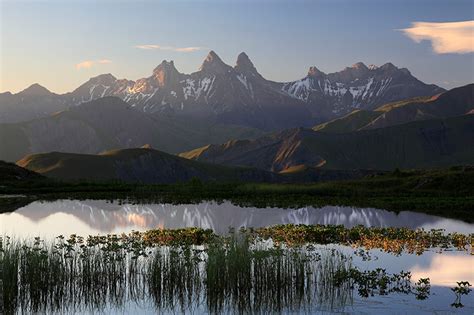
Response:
[1,232,352,314]
[1,226,472,314]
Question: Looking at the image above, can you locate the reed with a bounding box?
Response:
[1,226,472,314]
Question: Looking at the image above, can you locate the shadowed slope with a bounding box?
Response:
[313,84,473,133]
[181,115,474,171]
[17,147,280,183]
[0,97,264,162]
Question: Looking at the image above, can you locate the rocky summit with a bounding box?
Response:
[1,51,444,130]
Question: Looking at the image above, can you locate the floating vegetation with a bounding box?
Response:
[334,267,414,298]
[0,225,472,314]
[252,224,473,255]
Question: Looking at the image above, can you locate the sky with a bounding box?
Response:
[1,0,473,94]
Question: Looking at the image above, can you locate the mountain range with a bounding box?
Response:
[1,51,443,130]
[1,50,472,183]
[0,97,265,162]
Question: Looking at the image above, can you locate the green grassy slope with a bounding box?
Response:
[313,110,382,133]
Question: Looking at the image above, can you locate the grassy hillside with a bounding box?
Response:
[375,95,436,112]
[0,160,43,182]
[313,110,381,133]
[313,84,473,133]
[181,115,474,171]
[16,147,279,183]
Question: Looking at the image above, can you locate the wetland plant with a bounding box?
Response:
[451,281,472,308]
[1,226,472,314]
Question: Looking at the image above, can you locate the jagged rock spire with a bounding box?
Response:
[153,60,181,87]
[307,66,325,77]
[199,50,231,74]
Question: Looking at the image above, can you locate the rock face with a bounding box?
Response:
[69,53,443,128]
[109,51,312,130]
[281,62,445,121]
[0,51,444,129]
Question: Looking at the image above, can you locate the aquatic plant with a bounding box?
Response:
[1,232,353,314]
[451,281,472,308]
[414,278,431,300]
[1,226,472,314]
[252,224,473,255]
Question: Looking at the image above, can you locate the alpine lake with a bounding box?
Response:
[1,199,473,314]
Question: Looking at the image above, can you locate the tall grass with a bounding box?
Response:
[1,226,471,314]
[1,233,353,314]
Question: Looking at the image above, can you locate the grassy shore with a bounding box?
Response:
[1,166,473,221]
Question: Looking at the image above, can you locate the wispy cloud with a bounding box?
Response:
[134,44,205,52]
[75,59,113,70]
[400,20,474,54]
[97,59,112,64]
[75,60,94,70]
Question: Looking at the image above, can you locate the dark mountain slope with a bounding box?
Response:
[0,84,69,123]
[16,148,280,183]
[180,115,474,171]
[0,97,264,162]
[314,84,474,133]
[0,160,43,182]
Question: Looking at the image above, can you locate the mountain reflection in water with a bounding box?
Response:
[2,200,473,238]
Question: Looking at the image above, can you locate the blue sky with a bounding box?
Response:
[1,0,473,93]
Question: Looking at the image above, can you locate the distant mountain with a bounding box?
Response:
[180,115,474,171]
[16,147,280,183]
[314,84,474,133]
[70,52,442,129]
[0,97,264,162]
[1,51,443,129]
[67,51,313,130]
[0,84,68,123]
[282,62,444,121]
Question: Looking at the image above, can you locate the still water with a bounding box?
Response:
[1,199,473,314]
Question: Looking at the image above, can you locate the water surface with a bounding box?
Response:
[1,200,473,314]
[2,199,473,238]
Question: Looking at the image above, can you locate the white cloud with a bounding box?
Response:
[75,59,112,70]
[134,44,205,52]
[75,60,94,70]
[401,20,474,54]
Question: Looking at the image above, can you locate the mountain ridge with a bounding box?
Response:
[16,147,281,183]
[314,84,474,133]
[180,114,474,172]
[1,51,444,129]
